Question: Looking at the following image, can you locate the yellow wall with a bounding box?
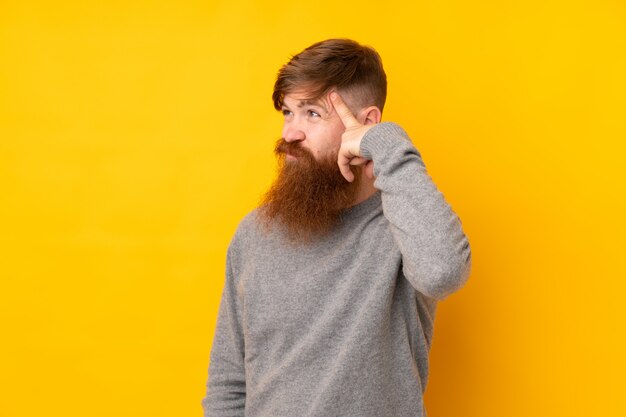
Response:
[1,1,624,416]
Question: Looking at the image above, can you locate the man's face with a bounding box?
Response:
[280,90,347,163]
[258,89,363,244]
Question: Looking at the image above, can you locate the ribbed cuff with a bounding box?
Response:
[359,122,411,160]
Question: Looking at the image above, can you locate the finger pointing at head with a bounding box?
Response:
[330,92,360,129]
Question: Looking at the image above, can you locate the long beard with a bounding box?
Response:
[258,137,362,244]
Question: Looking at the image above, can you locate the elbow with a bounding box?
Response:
[405,250,472,301]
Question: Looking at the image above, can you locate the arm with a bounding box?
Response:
[201,244,246,416]
[360,122,472,300]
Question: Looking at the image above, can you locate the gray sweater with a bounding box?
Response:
[201,122,472,417]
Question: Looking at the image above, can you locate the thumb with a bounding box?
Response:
[349,156,369,166]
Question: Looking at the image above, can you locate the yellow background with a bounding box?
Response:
[1,1,624,416]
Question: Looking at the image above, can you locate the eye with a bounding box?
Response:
[308,110,321,118]
[282,109,293,117]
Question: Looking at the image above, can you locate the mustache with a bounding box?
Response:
[274,138,313,159]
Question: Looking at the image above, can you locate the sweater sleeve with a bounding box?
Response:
[201,243,246,416]
[360,122,472,300]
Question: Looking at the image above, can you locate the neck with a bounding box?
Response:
[347,175,377,207]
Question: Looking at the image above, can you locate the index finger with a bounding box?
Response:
[330,92,360,129]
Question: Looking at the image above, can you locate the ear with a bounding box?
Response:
[359,106,382,125]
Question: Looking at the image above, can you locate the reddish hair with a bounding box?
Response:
[272,38,387,113]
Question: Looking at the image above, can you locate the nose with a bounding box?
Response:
[282,121,305,143]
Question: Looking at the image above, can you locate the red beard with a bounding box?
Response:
[258,137,362,244]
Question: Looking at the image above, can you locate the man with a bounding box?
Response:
[201,38,472,417]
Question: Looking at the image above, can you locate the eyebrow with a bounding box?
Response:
[283,99,328,112]
[298,100,318,107]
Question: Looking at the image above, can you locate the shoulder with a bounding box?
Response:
[226,207,266,264]
[235,207,262,236]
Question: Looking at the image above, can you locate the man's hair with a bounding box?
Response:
[272,38,387,114]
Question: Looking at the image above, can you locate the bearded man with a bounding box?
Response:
[201,38,472,417]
